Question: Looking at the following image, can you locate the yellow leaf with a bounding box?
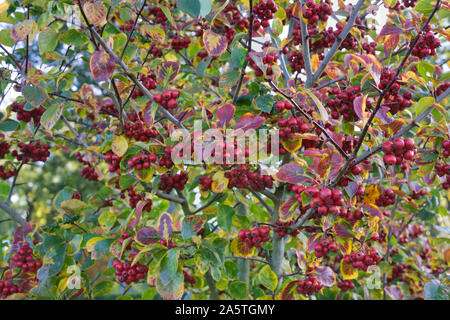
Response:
[211,171,228,193]
[86,237,104,252]
[230,237,255,258]
[361,184,380,205]
[340,259,358,280]
[111,135,128,157]
[311,54,320,73]
[0,1,9,14]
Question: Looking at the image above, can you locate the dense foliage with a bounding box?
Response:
[0,0,449,300]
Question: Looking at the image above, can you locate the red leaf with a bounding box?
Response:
[280,281,298,300]
[279,196,299,222]
[378,24,403,37]
[276,162,313,184]
[90,49,115,82]
[234,113,265,131]
[315,266,336,287]
[362,204,383,219]
[307,233,321,252]
[137,227,159,245]
[13,222,33,244]
[216,103,235,127]
[353,95,369,125]
[334,222,353,238]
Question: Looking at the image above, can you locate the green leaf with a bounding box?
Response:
[98,211,116,232]
[59,29,89,47]
[0,119,19,131]
[255,95,274,113]
[38,27,58,54]
[159,249,180,285]
[0,29,14,46]
[231,46,246,68]
[119,175,135,189]
[0,180,10,202]
[414,0,435,15]
[178,0,211,18]
[40,103,63,131]
[256,265,278,292]
[218,205,235,232]
[418,208,434,221]
[424,280,449,300]
[415,96,435,116]
[93,280,116,297]
[229,280,249,299]
[22,86,48,108]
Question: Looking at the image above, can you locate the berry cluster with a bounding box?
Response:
[277,117,310,140]
[275,101,293,113]
[412,31,440,59]
[436,162,450,189]
[436,82,450,97]
[159,146,174,169]
[153,89,180,110]
[12,141,50,163]
[104,151,122,175]
[302,0,332,24]
[379,69,412,115]
[183,270,196,286]
[223,3,248,30]
[11,242,42,273]
[362,42,377,55]
[314,238,339,258]
[131,73,157,99]
[238,226,271,248]
[287,51,305,73]
[343,249,382,271]
[409,224,424,239]
[0,165,16,179]
[170,37,190,53]
[335,208,364,224]
[113,259,148,285]
[120,185,153,211]
[198,176,213,192]
[159,239,177,248]
[375,188,396,207]
[81,165,100,181]
[119,19,134,32]
[441,139,450,158]
[10,102,45,125]
[248,52,278,77]
[252,0,278,29]
[0,141,10,158]
[128,154,157,171]
[410,188,426,200]
[159,171,189,192]
[326,86,362,120]
[382,138,416,166]
[148,6,167,25]
[124,112,159,142]
[225,165,274,191]
[0,280,23,299]
[274,220,299,238]
[296,274,323,296]
[306,187,345,217]
[389,263,407,282]
[337,280,355,291]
